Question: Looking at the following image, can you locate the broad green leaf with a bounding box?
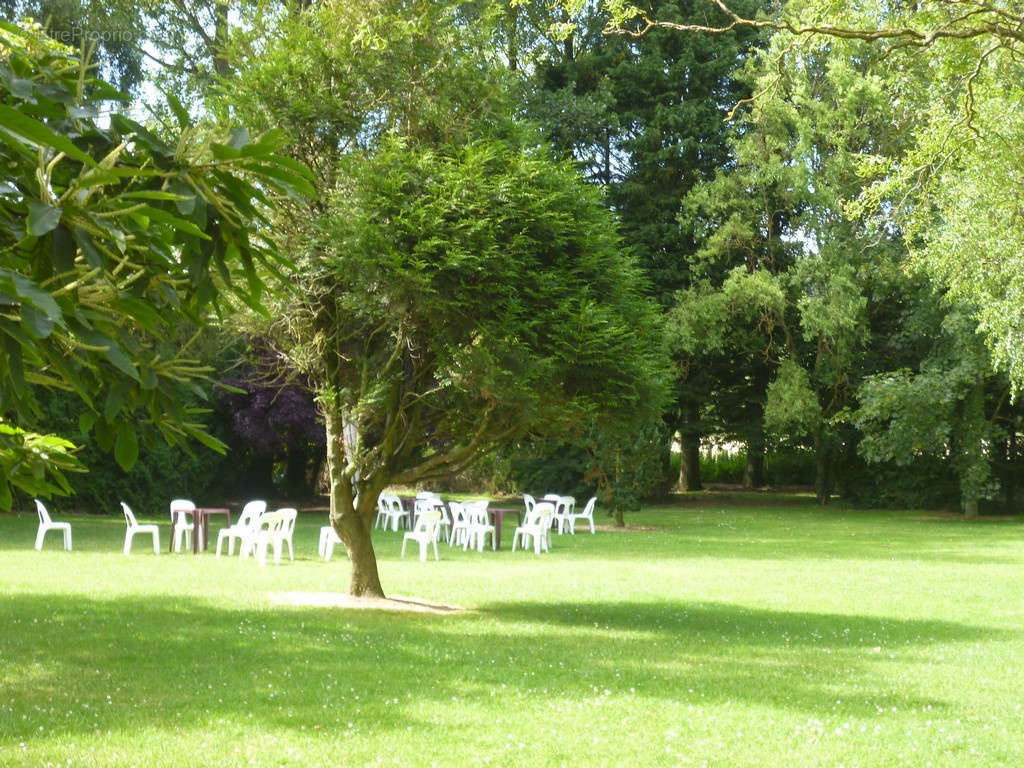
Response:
[78,411,97,435]
[20,303,54,339]
[114,421,139,470]
[0,105,96,166]
[167,93,190,129]
[0,270,62,322]
[78,329,141,382]
[26,202,62,236]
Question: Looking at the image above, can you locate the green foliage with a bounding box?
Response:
[12,386,230,514]
[764,360,821,439]
[0,20,313,507]
[295,134,668,487]
[852,311,1004,513]
[510,442,594,501]
[0,419,82,508]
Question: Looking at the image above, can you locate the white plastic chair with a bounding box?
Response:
[447,501,470,547]
[463,500,495,552]
[245,509,286,566]
[120,502,160,555]
[215,500,266,557]
[512,502,554,554]
[169,498,195,552]
[401,508,441,562]
[274,507,298,562]
[569,496,597,534]
[413,494,448,542]
[553,496,575,534]
[373,495,388,529]
[377,493,409,531]
[34,499,71,551]
[523,493,537,517]
[319,525,344,560]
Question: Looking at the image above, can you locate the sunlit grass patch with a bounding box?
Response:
[1,501,1023,767]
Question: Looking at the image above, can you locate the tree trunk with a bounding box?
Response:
[506,2,518,71]
[677,405,703,491]
[613,507,625,527]
[213,2,231,77]
[813,425,834,505]
[743,439,765,489]
[324,405,385,598]
[678,437,701,491]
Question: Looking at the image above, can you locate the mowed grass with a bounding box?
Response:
[2,496,1024,767]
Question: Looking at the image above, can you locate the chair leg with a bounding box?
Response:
[152,531,160,554]
[64,527,72,551]
[34,527,45,551]
[401,538,408,559]
[431,538,438,561]
[418,539,427,562]
[124,531,132,556]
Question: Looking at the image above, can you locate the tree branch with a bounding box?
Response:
[611,1,1024,47]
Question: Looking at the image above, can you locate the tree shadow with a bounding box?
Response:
[0,592,1007,748]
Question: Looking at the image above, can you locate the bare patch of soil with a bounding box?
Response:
[268,591,464,614]
[593,524,658,532]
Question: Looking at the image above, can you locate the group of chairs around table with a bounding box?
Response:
[33,498,297,565]
[511,494,597,554]
[367,490,598,561]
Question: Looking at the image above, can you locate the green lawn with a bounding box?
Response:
[2,496,1024,767]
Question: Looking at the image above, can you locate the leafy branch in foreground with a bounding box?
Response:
[0,20,314,506]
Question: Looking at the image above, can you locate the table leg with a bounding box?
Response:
[193,515,201,554]
[492,511,503,551]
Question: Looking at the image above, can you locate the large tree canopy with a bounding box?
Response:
[274,134,667,596]
[0,20,313,506]
[223,0,667,596]
[586,0,1024,393]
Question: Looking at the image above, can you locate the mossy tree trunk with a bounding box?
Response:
[324,404,386,598]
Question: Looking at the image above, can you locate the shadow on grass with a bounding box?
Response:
[0,592,1006,745]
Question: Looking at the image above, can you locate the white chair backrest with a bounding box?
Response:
[278,508,298,535]
[239,500,267,528]
[466,500,489,524]
[532,502,555,527]
[257,509,284,534]
[35,499,52,525]
[170,498,195,525]
[414,508,441,535]
[523,494,536,514]
[448,501,466,524]
[120,501,139,527]
[414,496,443,516]
[583,497,596,515]
[386,495,403,513]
